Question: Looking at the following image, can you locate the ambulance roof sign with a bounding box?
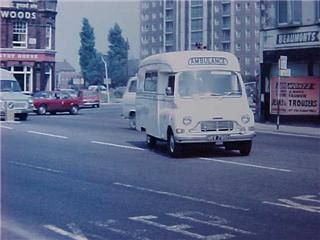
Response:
[188,57,228,66]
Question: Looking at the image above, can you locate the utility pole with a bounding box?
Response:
[101,55,110,103]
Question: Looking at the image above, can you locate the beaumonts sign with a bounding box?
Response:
[0,10,37,19]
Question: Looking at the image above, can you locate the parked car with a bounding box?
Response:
[0,68,33,121]
[33,91,81,115]
[78,90,100,108]
[121,77,137,128]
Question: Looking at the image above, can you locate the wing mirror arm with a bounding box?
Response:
[165,87,173,96]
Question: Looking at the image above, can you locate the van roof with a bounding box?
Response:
[0,68,16,81]
[139,51,241,72]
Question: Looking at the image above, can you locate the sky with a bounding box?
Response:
[56,0,140,71]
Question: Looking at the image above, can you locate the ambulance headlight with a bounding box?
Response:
[241,114,250,124]
[183,116,192,126]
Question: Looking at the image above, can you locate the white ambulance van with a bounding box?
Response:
[136,51,255,157]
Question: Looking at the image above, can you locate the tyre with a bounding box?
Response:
[167,130,182,158]
[146,134,156,148]
[129,113,136,129]
[70,105,79,115]
[239,141,252,156]
[49,112,56,115]
[37,105,47,115]
[18,113,28,121]
[96,104,100,108]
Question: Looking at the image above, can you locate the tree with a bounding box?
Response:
[107,23,130,87]
[79,18,104,86]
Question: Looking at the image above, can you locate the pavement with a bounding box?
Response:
[255,122,320,138]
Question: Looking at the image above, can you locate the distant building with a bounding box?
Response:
[0,0,57,93]
[259,0,320,122]
[140,0,260,81]
[55,59,83,90]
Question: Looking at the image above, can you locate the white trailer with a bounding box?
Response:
[136,51,255,157]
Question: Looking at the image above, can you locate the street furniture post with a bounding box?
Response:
[5,101,15,122]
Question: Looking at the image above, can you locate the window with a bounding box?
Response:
[191,0,203,6]
[214,19,220,26]
[236,43,241,51]
[245,2,250,11]
[236,31,240,38]
[278,0,301,25]
[10,65,32,92]
[236,3,241,11]
[191,6,203,18]
[245,30,251,38]
[191,31,203,44]
[222,3,231,15]
[236,16,241,25]
[166,22,174,32]
[12,22,27,48]
[45,25,52,49]
[167,76,175,96]
[245,16,250,25]
[222,17,230,28]
[245,58,251,65]
[245,43,251,51]
[45,66,52,91]
[144,72,158,92]
[222,43,230,51]
[191,19,203,30]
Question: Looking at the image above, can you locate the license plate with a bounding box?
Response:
[208,135,230,142]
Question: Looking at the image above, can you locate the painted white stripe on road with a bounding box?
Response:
[9,161,64,174]
[43,225,88,240]
[256,130,320,139]
[200,158,292,173]
[91,140,145,151]
[0,125,13,129]
[28,131,68,139]
[168,211,253,235]
[113,182,248,211]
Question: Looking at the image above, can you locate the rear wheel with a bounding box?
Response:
[70,105,79,115]
[146,134,156,148]
[239,141,252,156]
[37,105,47,115]
[18,113,28,121]
[167,130,182,158]
[129,112,136,129]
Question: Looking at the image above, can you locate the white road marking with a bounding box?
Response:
[263,194,320,214]
[9,161,64,174]
[28,130,68,139]
[168,211,253,235]
[129,215,234,240]
[44,224,88,240]
[200,158,292,173]
[0,125,13,129]
[256,130,320,139]
[91,140,145,151]
[93,220,151,240]
[113,182,248,211]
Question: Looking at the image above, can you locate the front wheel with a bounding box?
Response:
[167,131,182,158]
[37,105,47,115]
[146,134,156,148]
[129,115,136,129]
[239,141,252,156]
[70,105,79,115]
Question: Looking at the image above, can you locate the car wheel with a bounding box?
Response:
[167,130,182,158]
[70,105,79,115]
[146,134,156,148]
[49,112,56,115]
[96,104,100,108]
[239,141,252,156]
[129,114,136,129]
[37,105,47,115]
[18,113,28,121]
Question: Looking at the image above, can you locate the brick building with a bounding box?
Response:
[0,0,57,93]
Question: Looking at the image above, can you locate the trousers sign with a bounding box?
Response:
[0,10,37,19]
[270,77,320,115]
[277,31,320,45]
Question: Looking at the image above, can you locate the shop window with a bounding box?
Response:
[191,6,203,18]
[45,25,52,49]
[317,1,320,22]
[10,65,32,92]
[278,0,301,26]
[45,66,52,91]
[12,22,27,48]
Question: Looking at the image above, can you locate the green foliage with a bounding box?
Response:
[79,18,104,86]
[107,23,130,87]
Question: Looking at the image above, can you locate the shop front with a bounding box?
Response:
[259,25,320,123]
[0,50,55,93]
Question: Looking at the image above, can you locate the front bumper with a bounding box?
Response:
[175,132,256,144]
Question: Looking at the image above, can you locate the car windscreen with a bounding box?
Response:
[0,80,21,92]
[178,70,242,97]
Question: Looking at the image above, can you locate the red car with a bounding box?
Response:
[33,91,81,115]
[78,90,100,108]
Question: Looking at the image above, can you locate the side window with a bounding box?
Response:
[144,72,158,92]
[167,75,175,96]
[128,80,137,92]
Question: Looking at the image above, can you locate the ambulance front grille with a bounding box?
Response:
[200,121,234,132]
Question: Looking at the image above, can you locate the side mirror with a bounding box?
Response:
[165,87,173,96]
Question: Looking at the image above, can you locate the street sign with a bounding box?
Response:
[279,56,287,70]
[280,68,291,77]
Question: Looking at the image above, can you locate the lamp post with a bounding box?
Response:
[101,55,110,103]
